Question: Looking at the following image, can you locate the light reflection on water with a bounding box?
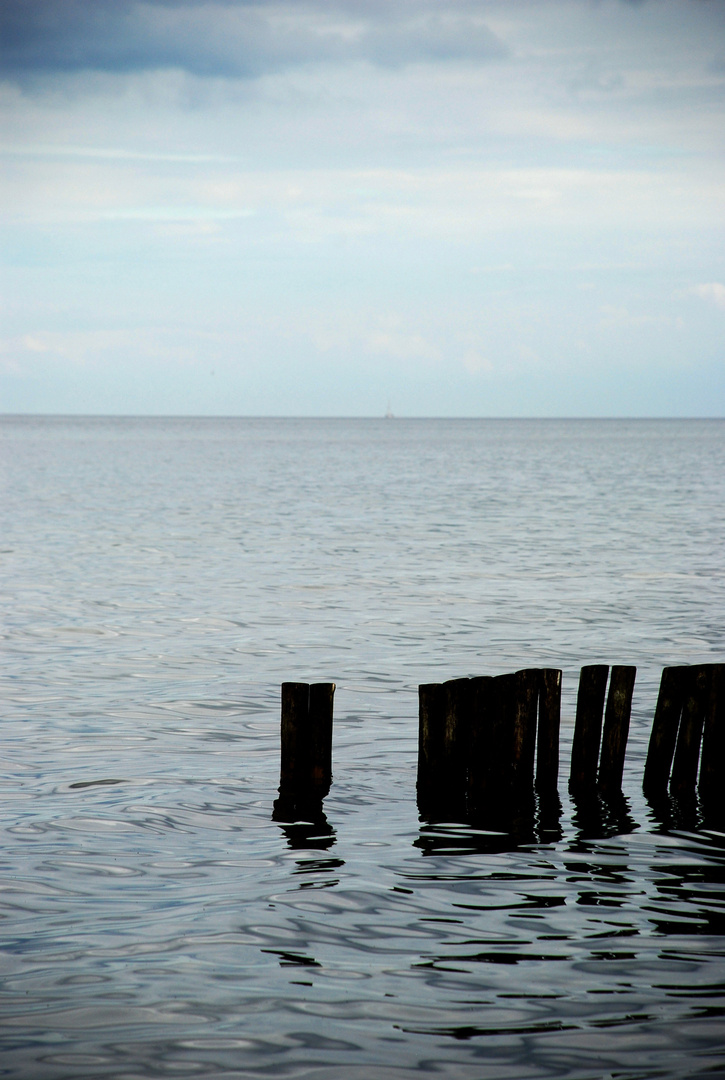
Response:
[1,416,724,1078]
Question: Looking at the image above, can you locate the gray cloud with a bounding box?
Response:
[0,0,507,81]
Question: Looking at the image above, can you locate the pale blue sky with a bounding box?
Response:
[1,0,724,415]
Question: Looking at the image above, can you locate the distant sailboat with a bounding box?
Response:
[384,401,394,419]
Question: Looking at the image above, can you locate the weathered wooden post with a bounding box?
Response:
[274,681,335,819]
[443,677,471,819]
[417,682,446,818]
[699,664,725,812]
[417,678,470,819]
[598,665,637,794]
[536,668,562,792]
[489,672,517,801]
[467,675,494,817]
[511,669,539,791]
[643,666,688,798]
[309,682,335,798]
[466,668,560,824]
[278,681,310,805]
[467,672,523,827]
[569,665,609,793]
[643,664,724,806]
[670,666,710,797]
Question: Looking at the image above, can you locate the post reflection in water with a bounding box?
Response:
[416,786,563,855]
[406,784,725,1076]
[267,806,343,979]
[272,803,338,852]
[569,789,638,841]
[645,788,725,837]
[647,838,725,938]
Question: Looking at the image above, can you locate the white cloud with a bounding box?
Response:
[2,329,204,366]
[463,351,493,375]
[598,305,668,329]
[691,283,725,311]
[368,331,440,364]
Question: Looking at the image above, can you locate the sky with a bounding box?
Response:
[1,0,724,416]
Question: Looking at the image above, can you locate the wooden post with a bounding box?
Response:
[417,682,446,817]
[309,682,335,801]
[598,665,636,795]
[276,681,335,817]
[442,677,471,818]
[467,675,494,816]
[569,665,609,793]
[670,666,709,797]
[466,672,518,828]
[643,666,688,798]
[536,668,561,792]
[511,669,539,791]
[699,664,725,811]
[278,681,310,804]
[490,672,517,800]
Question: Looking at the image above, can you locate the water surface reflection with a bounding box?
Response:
[274,809,338,853]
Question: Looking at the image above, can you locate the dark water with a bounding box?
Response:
[1,416,724,1079]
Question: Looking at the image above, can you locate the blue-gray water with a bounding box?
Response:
[1,416,724,1079]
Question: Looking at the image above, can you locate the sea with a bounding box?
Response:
[1,415,724,1080]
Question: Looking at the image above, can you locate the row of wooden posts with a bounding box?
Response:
[274,664,724,822]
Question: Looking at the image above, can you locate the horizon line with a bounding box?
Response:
[1,413,723,422]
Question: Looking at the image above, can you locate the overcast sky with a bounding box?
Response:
[1,0,724,416]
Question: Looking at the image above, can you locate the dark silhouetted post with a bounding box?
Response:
[417,682,446,817]
[309,682,335,800]
[466,676,494,817]
[279,681,310,804]
[569,665,609,794]
[598,665,636,795]
[536,668,561,792]
[511,669,539,791]
[670,666,709,797]
[489,672,517,801]
[442,677,471,818]
[466,673,516,827]
[276,681,335,818]
[643,666,688,798]
[699,664,725,811]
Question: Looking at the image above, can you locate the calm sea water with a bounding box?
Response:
[1,416,724,1080]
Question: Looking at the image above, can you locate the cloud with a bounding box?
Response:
[1,328,202,366]
[690,283,725,310]
[462,351,493,374]
[598,304,669,329]
[368,329,440,363]
[0,0,506,82]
